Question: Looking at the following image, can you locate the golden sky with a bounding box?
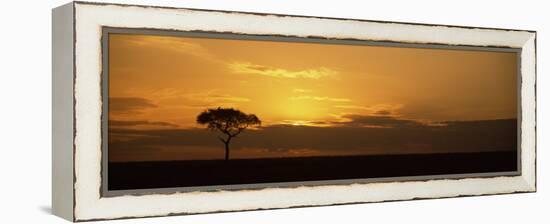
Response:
[109,34,517,128]
[108,33,518,161]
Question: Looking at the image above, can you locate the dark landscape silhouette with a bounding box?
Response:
[108,118,518,190]
[109,151,517,190]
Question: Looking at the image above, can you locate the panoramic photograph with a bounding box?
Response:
[106,33,518,190]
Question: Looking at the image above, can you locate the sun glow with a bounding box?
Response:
[291,120,308,126]
[280,100,321,120]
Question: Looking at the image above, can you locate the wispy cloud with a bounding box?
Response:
[336,114,421,128]
[123,35,218,62]
[275,119,334,127]
[335,104,403,116]
[228,62,338,79]
[110,120,179,128]
[126,88,250,104]
[109,97,156,114]
[290,95,351,102]
[293,88,313,93]
[184,91,250,103]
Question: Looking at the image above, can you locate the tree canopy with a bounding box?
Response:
[196,107,261,160]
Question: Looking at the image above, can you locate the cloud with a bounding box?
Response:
[293,88,313,93]
[110,120,179,128]
[276,119,334,127]
[374,110,392,115]
[109,97,156,113]
[202,94,250,103]
[228,62,338,79]
[183,91,250,104]
[290,95,351,102]
[337,114,421,128]
[123,35,218,62]
[335,104,403,116]
[109,118,517,162]
[275,113,423,128]
[125,88,250,105]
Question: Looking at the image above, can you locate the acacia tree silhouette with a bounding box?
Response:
[196,107,261,160]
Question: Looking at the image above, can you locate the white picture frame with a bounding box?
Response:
[52,1,536,221]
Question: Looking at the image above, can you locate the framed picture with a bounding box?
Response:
[52,1,536,222]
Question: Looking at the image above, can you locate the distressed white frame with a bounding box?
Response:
[57,1,536,221]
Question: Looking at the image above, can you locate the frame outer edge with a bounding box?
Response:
[531,32,537,191]
[70,2,537,221]
[52,2,75,222]
[520,33,537,192]
[534,32,537,192]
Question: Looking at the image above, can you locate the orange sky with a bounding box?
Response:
[107,33,518,161]
[109,34,517,129]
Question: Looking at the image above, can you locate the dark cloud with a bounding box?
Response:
[374,110,392,115]
[337,114,421,128]
[109,97,156,113]
[108,118,517,161]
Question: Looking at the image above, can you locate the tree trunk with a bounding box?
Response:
[224,137,232,160]
[223,136,232,161]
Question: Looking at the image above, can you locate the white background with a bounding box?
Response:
[0,0,546,223]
